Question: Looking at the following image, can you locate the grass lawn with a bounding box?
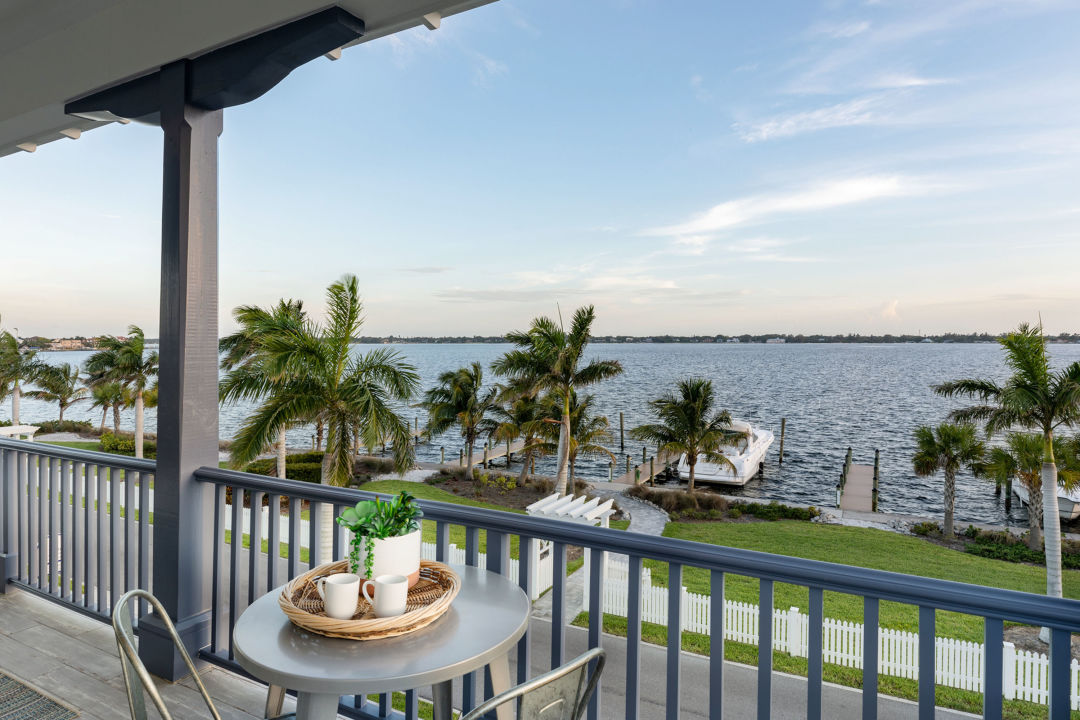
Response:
[41,440,101,452]
[644,521,1080,642]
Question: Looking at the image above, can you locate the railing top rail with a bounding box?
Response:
[0,436,157,472]
[195,464,1080,631]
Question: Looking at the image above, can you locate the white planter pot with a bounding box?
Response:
[358,529,422,587]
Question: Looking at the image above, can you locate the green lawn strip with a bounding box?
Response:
[572,612,1076,720]
[364,693,458,720]
[643,521,1080,643]
[41,440,101,452]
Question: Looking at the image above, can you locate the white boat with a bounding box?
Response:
[1013,484,1080,522]
[677,420,774,486]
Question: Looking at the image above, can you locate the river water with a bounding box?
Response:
[6,343,1080,526]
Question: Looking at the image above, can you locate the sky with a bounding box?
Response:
[1,0,1079,338]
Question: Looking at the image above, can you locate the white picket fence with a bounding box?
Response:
[602,560,1080,709]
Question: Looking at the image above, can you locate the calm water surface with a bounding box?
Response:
[8,343,1080,526]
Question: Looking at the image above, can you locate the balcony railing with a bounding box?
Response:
[3,437,1080,720]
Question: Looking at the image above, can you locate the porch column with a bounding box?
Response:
[138,60,222,680]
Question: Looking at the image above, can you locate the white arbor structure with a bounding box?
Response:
[527,493,616,608]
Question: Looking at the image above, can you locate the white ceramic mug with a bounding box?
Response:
[361,574,408,618]
[316,572,360,620]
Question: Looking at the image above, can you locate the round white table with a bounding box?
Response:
[233,564,530,720]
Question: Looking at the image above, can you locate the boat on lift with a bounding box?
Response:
[1012,484,1080,522]
[677,420,774,486]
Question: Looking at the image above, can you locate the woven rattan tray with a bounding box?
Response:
[279,560,460,640]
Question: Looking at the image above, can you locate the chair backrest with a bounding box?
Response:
[111,588,223,720]
[460,648,606,720]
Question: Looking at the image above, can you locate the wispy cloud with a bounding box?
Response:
[644,175,929,237]
[735,96,883,142]
[469,51,508,86]
[400,266,452,274]
[866,73,954,89]
[726,237,821,263]
[880,299,899,319]
[690,74,711,102]
[808,20,871,39]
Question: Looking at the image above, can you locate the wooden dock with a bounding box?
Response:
[612,450,679,485]
[462,439,526,468]
[837,448,880,512]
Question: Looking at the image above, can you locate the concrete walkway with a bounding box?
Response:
[589,482,670,536]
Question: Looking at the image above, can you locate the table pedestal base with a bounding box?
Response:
[296,691,341,719]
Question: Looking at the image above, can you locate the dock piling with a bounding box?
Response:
[608,461,614,482]
[620,412,625,450]
[649,456,655,487]
[440,446,445,464]
[483,443,489,469]
[779,417,786,465]
[459,449,464,467]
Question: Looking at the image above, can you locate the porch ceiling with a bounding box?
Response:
[0,0,497,158]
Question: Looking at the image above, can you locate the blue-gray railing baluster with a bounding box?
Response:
[587,547,604,720]
[1048,627,1070,720]
[96,464,107,613]
[85,464,97,609]
[917,605,934,719]
[17,452,27,583]
[516,535,533,686]
[404,689,419,720]
[110,463,122,606]
[807,586,824,720]
[34,455,44,589]
[757,578,772,720]
[487,530,508,576]
[863,596,879,720]
[332,503,342,563]
[435,521,449,563]
[249,490,264,605]
[0,450,13,586]
[288,497,300,580]
[551,541,567,669]
[124,468,136,598]
[666,562,682,720]
[379,692,392,717]
[211,482,225,654]
[49,458,60,595]
[229,487,243,659]
[28,454,39,587]
[72,461,84,605]
[626,555,643,720]
[139,472,151,605]
[465,526,480,567]
[982,616,1003,720]
[710,569,725,720]
[268,493,281,590]
[309,500,321,569]
[60,459,72,601]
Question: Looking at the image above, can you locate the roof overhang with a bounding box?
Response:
[0,0,497,158]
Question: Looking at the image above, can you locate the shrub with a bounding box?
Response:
[958,526,1080,569]
[244,455,323,484]
[34,419,95,435]
[911,521,941,537]
[99,431,157,459]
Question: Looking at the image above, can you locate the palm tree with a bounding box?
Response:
[532,393,616,483]
[89,381,127,433]
[912,423,985,537]
[978,433,1080,550]
[630,378,742,491]
[219,300,306,480]
[492,305,623,495]
[487,393,547,483]
[0,328,46,425]
[422,362,498,482]
[228,275,419,560]
[25,363,88,422]
[935,322,1080,603]
[86,326,158,458]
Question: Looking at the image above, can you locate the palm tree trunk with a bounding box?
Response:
[318,454,336,561]
[465,437,475,482]
[554,403,571,496]
[1026,477,1043,550]
[11,380,19,425]
[1004,475,1013,512]
[688,457,696,492]
[517,447,531,484]
[569,455,576,489]
[99,407,107,434]
[277,427,288,479]
[112,404,121,433]
[134,390,144,459]
[316,421,324,451]
[943,468,956,537]
[58,402,65,423]
[1042,460,1063,599]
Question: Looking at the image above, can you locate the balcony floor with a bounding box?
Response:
[0,587,297,720]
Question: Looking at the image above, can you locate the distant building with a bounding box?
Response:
[765,337,786,344]
[726,338,741,343]
[48,337,92,351]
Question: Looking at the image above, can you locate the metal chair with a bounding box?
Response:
[460,648,606,720]
[112,589,296,720]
